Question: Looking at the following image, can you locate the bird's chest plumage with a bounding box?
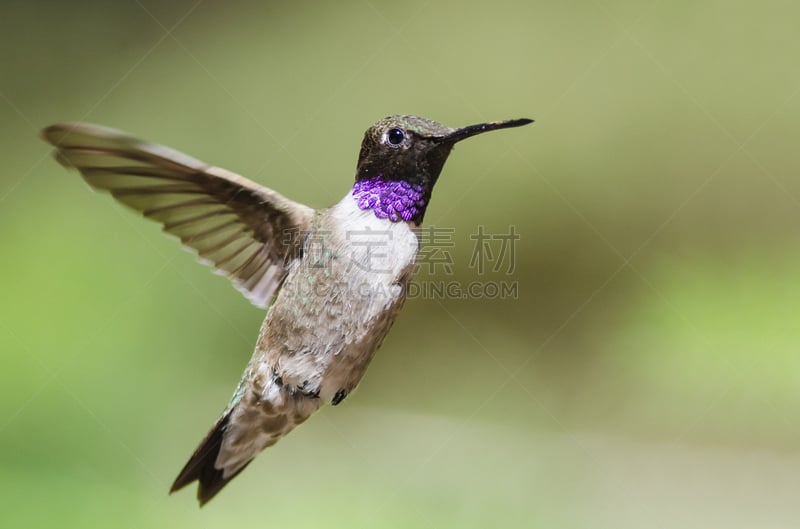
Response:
[256,196,419,401]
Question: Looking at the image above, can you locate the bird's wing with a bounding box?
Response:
[42,122,315,309]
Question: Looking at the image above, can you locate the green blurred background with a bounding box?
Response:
[2,0,800,527]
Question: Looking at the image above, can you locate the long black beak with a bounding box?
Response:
[438,118,534,144]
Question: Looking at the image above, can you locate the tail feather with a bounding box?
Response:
[170,383,320,505]
[170,413,251,506]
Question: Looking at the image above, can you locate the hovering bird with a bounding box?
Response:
[42,115,532,505]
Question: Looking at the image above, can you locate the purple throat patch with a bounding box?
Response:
[352,176,427,222]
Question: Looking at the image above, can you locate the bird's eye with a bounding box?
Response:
[387,128,406,145]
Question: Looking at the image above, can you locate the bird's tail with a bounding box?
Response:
[169,411,251,506]
[170,384,320,506]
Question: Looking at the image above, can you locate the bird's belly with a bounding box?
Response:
[315,272,412,400]
[260,200,419,402]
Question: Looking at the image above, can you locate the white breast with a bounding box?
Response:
[280,194,421,400]
[328,194,419,284]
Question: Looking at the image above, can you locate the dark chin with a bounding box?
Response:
[422,152,450,188]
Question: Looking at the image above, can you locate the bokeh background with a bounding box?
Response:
[2,1,800,527]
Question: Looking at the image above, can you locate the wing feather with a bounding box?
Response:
[42,122,314,308]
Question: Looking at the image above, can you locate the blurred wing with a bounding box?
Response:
[42,122,314,309]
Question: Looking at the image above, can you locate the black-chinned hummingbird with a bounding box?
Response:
[42,114,533,505]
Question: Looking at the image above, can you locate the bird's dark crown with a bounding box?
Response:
[355,115,455,188]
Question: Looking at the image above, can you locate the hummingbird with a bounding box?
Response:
[41,115,533,505]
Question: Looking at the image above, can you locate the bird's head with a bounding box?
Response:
[352,115,532,223]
